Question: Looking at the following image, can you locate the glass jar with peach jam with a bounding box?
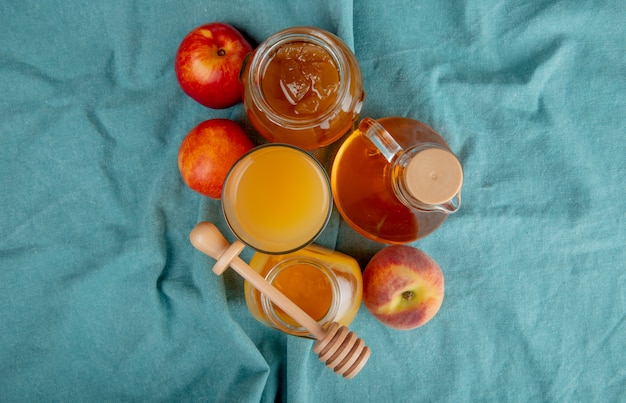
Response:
[244,244,362,338]
[241,27,365,150]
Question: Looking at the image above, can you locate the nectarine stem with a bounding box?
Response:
[402,291,414,301]
[217,49,226,56]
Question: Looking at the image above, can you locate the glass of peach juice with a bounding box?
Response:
[221,144,332,254]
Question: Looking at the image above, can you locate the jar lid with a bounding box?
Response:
[405,147,463,205]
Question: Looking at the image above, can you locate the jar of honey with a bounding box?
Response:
[244,244,362,338]
[241,27,365,150]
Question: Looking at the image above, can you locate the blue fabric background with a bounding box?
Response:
[1,1,624,401]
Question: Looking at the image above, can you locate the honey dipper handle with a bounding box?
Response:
[189,222,326,340]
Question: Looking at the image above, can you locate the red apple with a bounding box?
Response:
[178,119,254,199]
[175,22,253,109]
[362,245,444,330]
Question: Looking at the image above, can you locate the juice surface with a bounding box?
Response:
[223,145,330,253]
[262,42,340,118]
[331,117,449,243]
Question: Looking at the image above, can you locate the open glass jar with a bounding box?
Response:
[241,27,365,150]
[244,244,362,338]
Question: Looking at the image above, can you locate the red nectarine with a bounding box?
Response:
[175,22,253,109]
[178,119,254,199]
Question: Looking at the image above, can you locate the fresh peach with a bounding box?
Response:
[362,245,444,330]
[175,22,253,109]
[178,119,253,199]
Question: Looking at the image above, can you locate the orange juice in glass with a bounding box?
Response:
[222,144,332,254]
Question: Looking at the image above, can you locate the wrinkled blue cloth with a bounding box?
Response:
[1,1,624,401]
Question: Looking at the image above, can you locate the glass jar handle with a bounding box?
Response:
[358,118,403,163]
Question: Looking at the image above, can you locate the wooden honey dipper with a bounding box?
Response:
[189,222,370,379]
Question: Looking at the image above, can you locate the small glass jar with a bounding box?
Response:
[241,27,365,150]
[244,244,362,338]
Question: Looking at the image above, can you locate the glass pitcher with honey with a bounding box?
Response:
[331,117,463,244]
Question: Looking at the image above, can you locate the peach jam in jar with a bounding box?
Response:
[242,27,364,150]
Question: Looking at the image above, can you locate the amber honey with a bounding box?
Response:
[242,27,364,150]
[268,261,333,327]
[331,117,454,243]
[245,245,362,338]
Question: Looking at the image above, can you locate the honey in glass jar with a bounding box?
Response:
[242,27,364,150]
[331,117,463,244]
[244,245,362,338]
